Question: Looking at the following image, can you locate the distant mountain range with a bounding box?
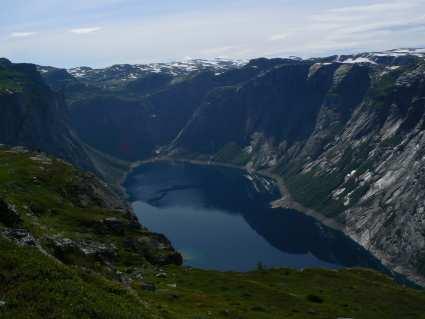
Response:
[37,48,425,87]
[38,58,246,89]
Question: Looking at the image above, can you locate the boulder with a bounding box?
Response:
[45,236,117,265]
[2,229,37,246]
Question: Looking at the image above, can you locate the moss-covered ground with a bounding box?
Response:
[0,148,424,318]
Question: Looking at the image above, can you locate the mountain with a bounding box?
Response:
[170,49,425,285]
[0,58,133,192]
[39,48,425,285]
[39,58,246,90]
[0,58,97,171]
[336,48,425,66]
[38,58,283,160]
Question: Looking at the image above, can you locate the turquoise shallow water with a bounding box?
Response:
[125,162,385,272]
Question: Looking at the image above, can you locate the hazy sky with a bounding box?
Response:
[1,0,425,68]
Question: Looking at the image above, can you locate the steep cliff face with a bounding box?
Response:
[69,72,223,160]
[41,59,279,161]
[0,59,96,171]
[281,62,425,283]
[170,55,425,284]
[172,61,370,155]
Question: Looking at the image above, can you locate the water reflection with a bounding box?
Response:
[125,162,384,272]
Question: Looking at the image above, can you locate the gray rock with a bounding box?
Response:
[2,229,37,246]
[45,236,117,264]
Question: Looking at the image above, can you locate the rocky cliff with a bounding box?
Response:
[39,58,281,161]
[0,58,98,171]
[170,51,425,285]
[0,147,181,269]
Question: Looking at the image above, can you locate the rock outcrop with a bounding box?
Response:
[0,148,182,274]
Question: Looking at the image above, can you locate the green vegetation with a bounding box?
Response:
[0,148,179,274]
[367,65,414,108]
[1,148,425,318]
[0,62,50,94]
[214,142,251,166]
[284,169,346,217]
[282,148,355,217]
[283,143,375,217]
[2,238,425,319]
[380,134,404,149]
[135,266,425,319]
[0,237,149,319]
[0,67,25,92]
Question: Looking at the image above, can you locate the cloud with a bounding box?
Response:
[269,33,289,41]
[70,27,102,34]
[329,0,418,14]
[2,1,425,67]
[282,0,425,55]
[10,32,36,38]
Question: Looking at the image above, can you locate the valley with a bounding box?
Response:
[37,48,425,286]
[2,48,425,317]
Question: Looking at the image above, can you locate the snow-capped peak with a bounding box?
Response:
[67,58,247,82]
[329,48,425,67]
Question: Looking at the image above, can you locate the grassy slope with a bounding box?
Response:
[0,149,424,318]
[0,237,150,319]
[2,242,425,319]
[139,266,425,319]
[0,67,24,92]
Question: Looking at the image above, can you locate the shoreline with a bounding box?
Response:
[123,156,345,231]
[119,156,425,288]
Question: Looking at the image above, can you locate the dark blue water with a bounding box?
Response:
[124,162,385,272]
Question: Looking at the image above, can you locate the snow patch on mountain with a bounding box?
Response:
[342,57,377,65]
[67,58,247,82]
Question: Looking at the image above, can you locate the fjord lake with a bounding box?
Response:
[124,162,384,272]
